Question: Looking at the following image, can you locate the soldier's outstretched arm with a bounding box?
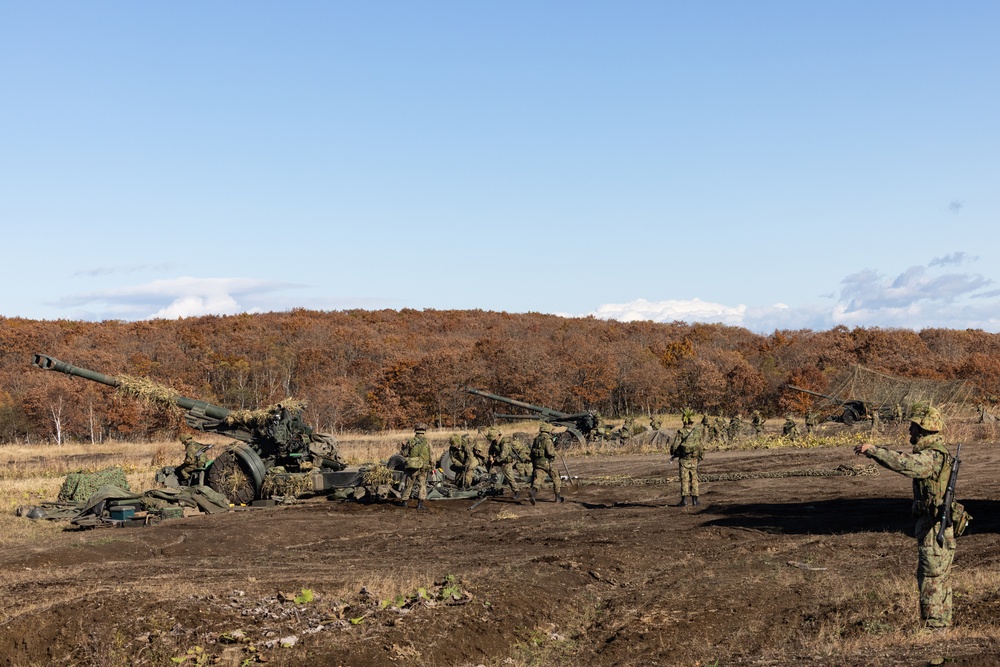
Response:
[856,444,940,479]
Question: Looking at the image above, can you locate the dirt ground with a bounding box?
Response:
[3,442,1000,667]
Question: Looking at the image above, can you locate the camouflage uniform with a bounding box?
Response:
[529,423,562,503]
[650,415,663,431]
[448,434,479,489]
[751,411,765,436]
[782,416,799,439]
[728,415,743,442]
[805,410,818,435]
[859,405,956,628]
[175,434,208,482]
[670,418,704,506]
[486,429,521,496]
[510,438,533,476]
[400,424,433,508]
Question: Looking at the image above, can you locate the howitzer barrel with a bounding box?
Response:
[784,384,842,403]
[464,387,569,419]
[32,353,231,421]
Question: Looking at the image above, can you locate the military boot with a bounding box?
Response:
[398,499,409,508]
[416,500,427,511]
[529,489,537,505]
[512,491,521,501]
[675,496,688,507]
[692,496,700,506]
[556,493,564,503]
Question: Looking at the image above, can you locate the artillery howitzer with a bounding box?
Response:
[31,354,363,504]
[784,384,895,425]
[464,387,598,447]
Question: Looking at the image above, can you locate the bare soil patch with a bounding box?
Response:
[2,444,1000,666]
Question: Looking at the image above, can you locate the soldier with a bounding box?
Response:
[510,435,534,476]
[447,433,479,489]
[399,423,432,509]
[670,412,704,506]
[175,434,210,483]
[650,414,663,431]
[529,422,563,504]
[895,403,905,423]
[485,428,522,499]
[805,410,818,435]
[751,411,765,436]
[782,415,799,440]
[700,414,713,442]
[855,404,958,629]
[870,409,881,435]
[618,416,636,445]
[728,414,743,442]
[711,416,726,443]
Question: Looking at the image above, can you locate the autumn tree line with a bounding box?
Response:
[2,309,1000,444]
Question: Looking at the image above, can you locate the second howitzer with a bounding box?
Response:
[937,443,962,547]
[31,354,346,504]
[464,387,599,446]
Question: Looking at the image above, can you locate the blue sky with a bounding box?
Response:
[2,2,998,332]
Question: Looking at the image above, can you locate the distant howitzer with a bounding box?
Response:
[464,387,598,447]
[31,354,345,504]
[936,443,962,547]
[784,385,893,426]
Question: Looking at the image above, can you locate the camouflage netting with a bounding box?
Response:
[581,464,879,487]
[825,365,977,419]
[58,466,131,502]
[261,470,312,498]
[115,375,181,409]
[225,399,309,429]
[362,464,395,486]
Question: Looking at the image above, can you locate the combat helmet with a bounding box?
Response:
[539,421,554,434]
[910,404,944,433]
[414,422,428,433]
[680,407,695,426]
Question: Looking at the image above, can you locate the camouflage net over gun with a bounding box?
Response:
[581,463,879,487]
[225,399,309,429]
[115,375,181,408]
[361,464,395,486]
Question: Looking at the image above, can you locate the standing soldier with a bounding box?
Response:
[728,414,744,443]
[399,423,432,509]
[712,416,726,443]
[486,428,522,500]
[895,403,905,423]
[700,414,713,443]
[529,422,563,504]
[855,404,961,629]
[751,411,765,436]
[650,414,663,431]
[870,409,881,435]
[782,415,799,440]
[805,410,818,435]
[670,412,705,506]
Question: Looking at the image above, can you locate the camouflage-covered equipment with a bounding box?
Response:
[464,387,599,447]
[784,384,892,426]
[32,353,352,505]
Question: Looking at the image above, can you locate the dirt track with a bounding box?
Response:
[3,444,1000,666]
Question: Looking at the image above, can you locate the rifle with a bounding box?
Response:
[936,443,962,547]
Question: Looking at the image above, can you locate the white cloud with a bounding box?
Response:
[53,277,300,320]
[589,256,1000,332]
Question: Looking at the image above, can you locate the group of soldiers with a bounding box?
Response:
[397,421,564,510]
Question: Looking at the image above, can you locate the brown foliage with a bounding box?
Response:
[1,312,1000,443]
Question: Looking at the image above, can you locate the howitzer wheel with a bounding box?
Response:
[206,449,259,505]
[555,428,586,450]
